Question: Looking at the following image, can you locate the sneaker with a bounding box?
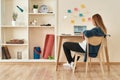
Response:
[70,62,74,69]
[63,62,71,67]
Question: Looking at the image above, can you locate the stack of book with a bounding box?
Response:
[2,46,11,59]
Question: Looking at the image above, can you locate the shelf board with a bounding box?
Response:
[1,44,28,46]
[28,13,55,15]
[29,59,55,62]
[29,25,55,28]
[1,25,27,28]
[0,59,55,62]
[0,59,29,62]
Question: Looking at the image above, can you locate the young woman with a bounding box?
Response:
[63,14,107,68]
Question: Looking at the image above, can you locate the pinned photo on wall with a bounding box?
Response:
[67,9,72,13]
[81,18,86,22]
[70,20,75,24]
[80,4,86,9]
[74,8,78,11]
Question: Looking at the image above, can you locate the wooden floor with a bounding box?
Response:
[0,63,120,80]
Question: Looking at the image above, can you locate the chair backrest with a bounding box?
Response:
[86,36,104,46]
[85,36,105,57]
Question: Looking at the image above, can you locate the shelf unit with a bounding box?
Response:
[0,0,57,62]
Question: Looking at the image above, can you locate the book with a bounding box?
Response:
[4,46,11,59]
[2,46,6,59]
[2,46,11,59]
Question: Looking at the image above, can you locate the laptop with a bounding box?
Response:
[74,25,87,35]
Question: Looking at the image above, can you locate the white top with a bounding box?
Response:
[79,40,87,51]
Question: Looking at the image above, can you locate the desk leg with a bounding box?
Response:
[105,39,110,71]
[56,37,62,71]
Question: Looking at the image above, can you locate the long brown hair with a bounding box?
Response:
[92,14,107,34]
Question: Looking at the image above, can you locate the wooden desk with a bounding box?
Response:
[56,35,110,71]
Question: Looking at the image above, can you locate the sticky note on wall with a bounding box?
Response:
[88,17,91,21]
[70,20,75,24]
[82,18,86,22]
[80,4,86,9]
[79,13,83,17]
[67,9,72,13]
[64,16,67,19]
[74,8,78,11]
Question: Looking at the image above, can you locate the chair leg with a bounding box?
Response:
[85,57,89,75]
[99,54,104,74]
[102,48,105,62]
[73,54,78,73]
[89,57,92,69]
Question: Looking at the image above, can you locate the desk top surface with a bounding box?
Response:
[58,34,83,37]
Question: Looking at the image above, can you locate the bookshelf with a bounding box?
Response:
[0,0,57,62]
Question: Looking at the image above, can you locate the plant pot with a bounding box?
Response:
[12,21,16,26]
[33,9,38,13]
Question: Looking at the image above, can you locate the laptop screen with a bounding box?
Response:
[74,25,87,35]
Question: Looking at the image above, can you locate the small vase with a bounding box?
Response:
[33,9,38,13]
[12,21,16,26]
[17,52,22,59]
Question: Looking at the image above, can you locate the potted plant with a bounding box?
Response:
[33,5,38,13]
[12,12,18,26]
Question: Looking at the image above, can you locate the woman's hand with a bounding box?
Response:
[81,33,85,39]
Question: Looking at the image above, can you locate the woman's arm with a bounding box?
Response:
[83,27,105,38]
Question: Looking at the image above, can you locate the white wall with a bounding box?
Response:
[0,0,1,25]
[0,0,1,59]
[58,0,120,62]
[1,0,28,26]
